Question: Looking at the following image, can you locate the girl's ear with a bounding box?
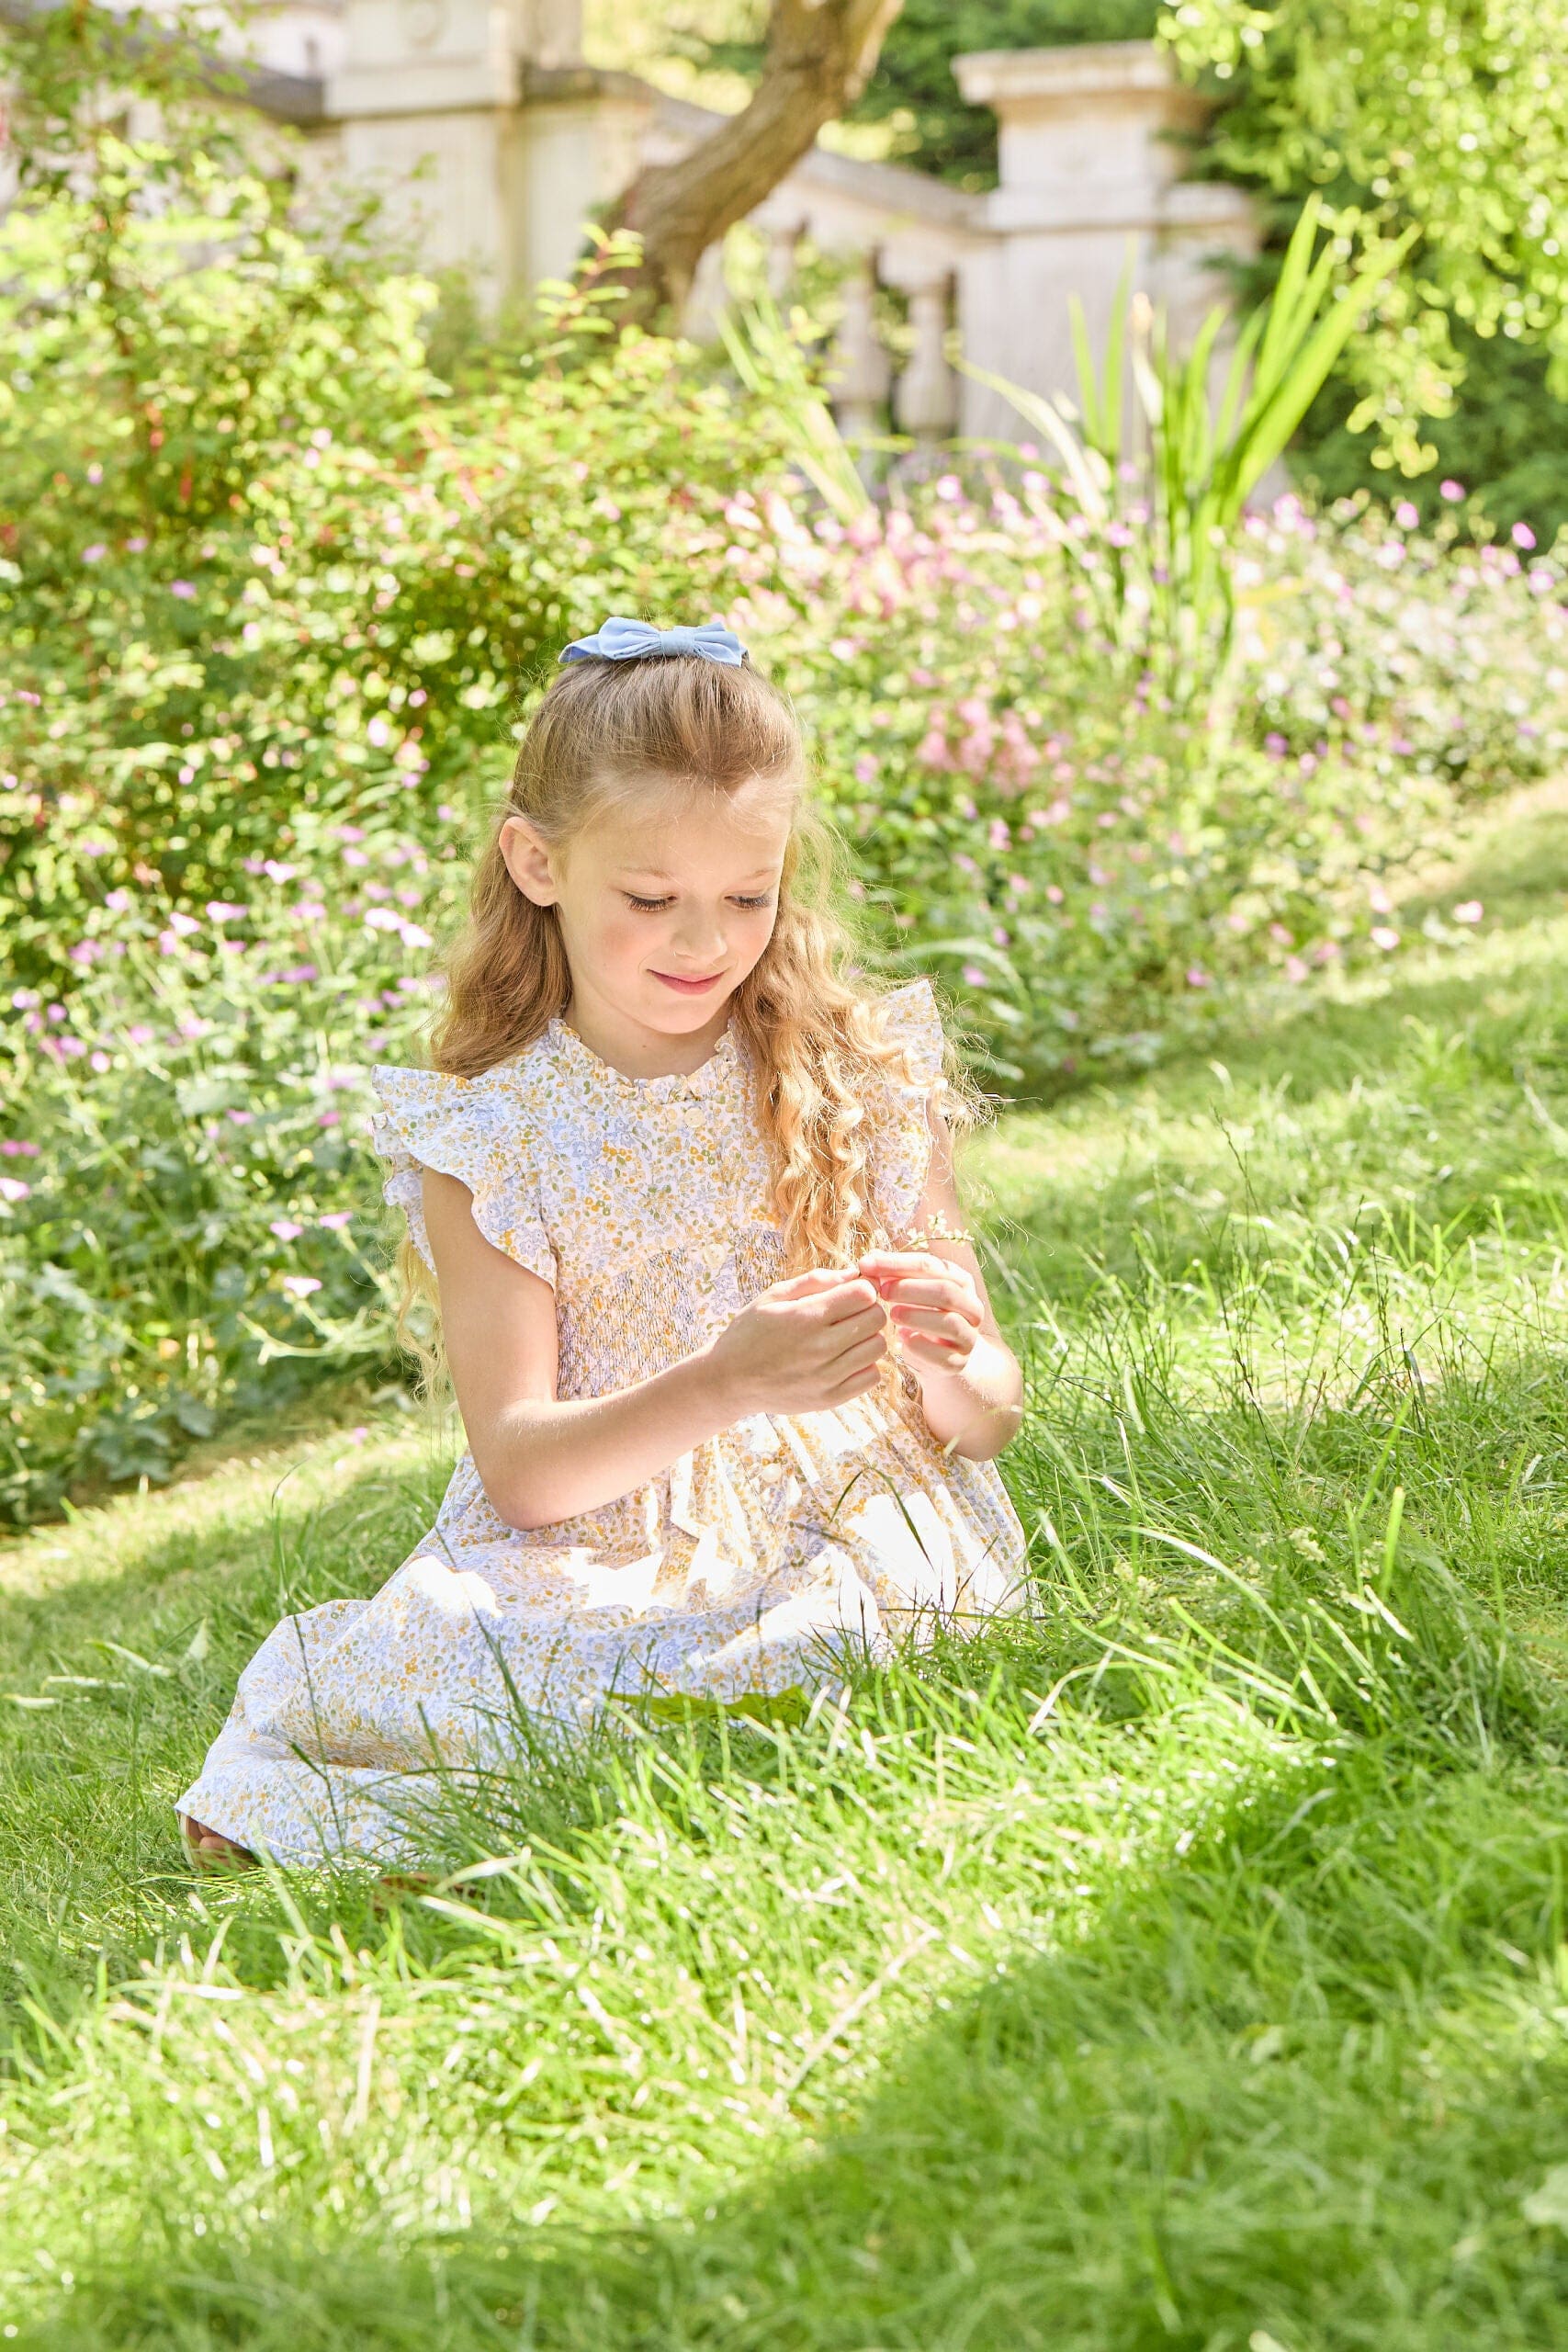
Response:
[499,817,560,907]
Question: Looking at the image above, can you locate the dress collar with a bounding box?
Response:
[543,1013,744,1103]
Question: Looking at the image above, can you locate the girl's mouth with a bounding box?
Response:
[651,970,726,995]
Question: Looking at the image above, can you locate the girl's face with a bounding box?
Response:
[502,777,793,1040]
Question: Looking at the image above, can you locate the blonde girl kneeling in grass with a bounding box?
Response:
[177,617,1029,1869]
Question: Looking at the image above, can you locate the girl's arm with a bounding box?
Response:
[421,1168,888,1531]
[859,1101,1024,1462]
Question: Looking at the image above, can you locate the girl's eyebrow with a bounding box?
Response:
[615,865,779,886]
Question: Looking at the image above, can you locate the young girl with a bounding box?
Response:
[177,618,1029,1869]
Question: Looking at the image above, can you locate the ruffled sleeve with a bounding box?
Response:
[368,1064,557,1288]
[864,978,952,1241]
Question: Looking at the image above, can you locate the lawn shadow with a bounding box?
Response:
[28,1741,1568,2351]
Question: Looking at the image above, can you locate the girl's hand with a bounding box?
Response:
[705,1266,889,1417]
[857,1249,984,1377]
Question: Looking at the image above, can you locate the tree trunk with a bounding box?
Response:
[608,0,906,326]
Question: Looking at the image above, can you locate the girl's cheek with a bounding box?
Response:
[596,908,660,967]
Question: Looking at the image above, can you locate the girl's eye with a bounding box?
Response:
[732,893,774,909]
[625,895,671,911]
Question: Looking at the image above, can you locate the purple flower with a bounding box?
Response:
[82,544,107,564]
[1265,731,1288,756]
[1439,480,1465,502]
[1512,521,1536,550]
[170,581,196,599]
[126,536,148,552]
[1394,502,1419,529]
[1186,967,1212,989]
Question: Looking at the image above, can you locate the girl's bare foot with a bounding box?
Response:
[181,1813,257,1870]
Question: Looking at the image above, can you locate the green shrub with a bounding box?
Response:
[3,66,1567,1520]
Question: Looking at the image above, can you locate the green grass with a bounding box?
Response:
[6,786,1568,2347]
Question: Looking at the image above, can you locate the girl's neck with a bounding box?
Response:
[561,985,734,1081]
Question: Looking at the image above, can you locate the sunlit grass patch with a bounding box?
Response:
[6,789,1568,2345]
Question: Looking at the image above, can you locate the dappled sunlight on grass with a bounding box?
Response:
[7,786,1568,2344]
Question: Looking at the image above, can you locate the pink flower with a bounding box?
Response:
[1283,956,1309,984]
[168,909,201,937]
[961,963,987,986]
[853,754,878,786]
[1394,502,1419,529]
[1512,522,1537,550]
[1439,480,1464,502]
[436,803,457,821]
[170,581,196,598]
[1044,884,1065,905]
[105,888,132,912]
[367,717,390,747]
[0,1177,31,1203]
[1185,967,1212,989]
[263,860,298,884]
[126,536,147,552]
[1370,925,1400,950]
[270,1218,304,1241]
[90,1051,110,1073]
[82,544,107,564]
[1452,900,1483,924]
[281,1274,322,1300]
[206,900,247,922]
[1,1139,39,1157]
[319,1210,353,1229]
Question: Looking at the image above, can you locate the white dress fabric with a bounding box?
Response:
[175,980,1030,1865]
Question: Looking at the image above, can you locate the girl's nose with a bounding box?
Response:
[671,907,728,964]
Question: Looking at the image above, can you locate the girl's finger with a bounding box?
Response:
[890,1306,974,1342]
[885,1278,980,1319]
[859,1250,944,1285]
[898,1331,970,1369]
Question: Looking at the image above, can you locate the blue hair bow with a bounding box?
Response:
[558,616,749,668]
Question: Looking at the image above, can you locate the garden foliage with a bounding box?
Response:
[2,28,1567,1519]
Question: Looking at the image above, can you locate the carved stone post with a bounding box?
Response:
[766,220,806,300]
[829,253,892,442]
[894,275,957,439]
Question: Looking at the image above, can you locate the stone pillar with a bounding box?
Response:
[951,40,1257,447]
[829,254,892,442]
[766,220,806,301]
[894,276,957,438]
[325,0,535,306]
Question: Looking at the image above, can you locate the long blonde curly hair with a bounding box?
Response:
[391,649,982,1394]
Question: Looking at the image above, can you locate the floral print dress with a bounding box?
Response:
[175,979,1029,1865]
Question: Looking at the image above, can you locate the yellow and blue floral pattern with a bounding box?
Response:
[175,980,1029,1864]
